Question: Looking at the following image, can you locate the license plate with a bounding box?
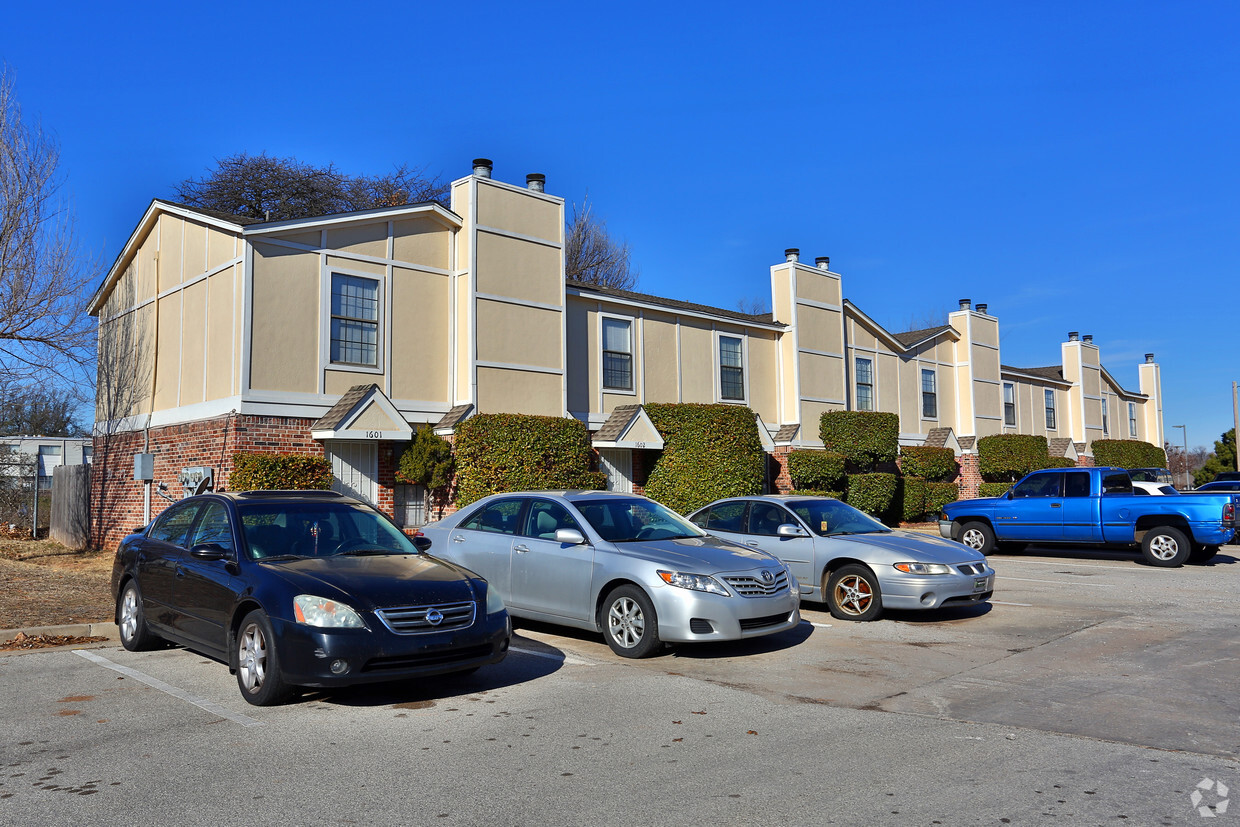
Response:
[973,578,988,592]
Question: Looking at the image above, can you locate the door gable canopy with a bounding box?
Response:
[311,384,413,441]
[592,404,665,450]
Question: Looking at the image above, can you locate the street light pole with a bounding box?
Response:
[1233,381,1239,473]
[1172,424,1187,489]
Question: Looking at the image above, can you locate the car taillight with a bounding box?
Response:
[1224,502,1236,524]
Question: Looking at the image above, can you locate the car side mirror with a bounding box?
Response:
[412,536,432,552]
[776,523,807,538]
[555,528,586,545]
[190,543,229,561]
[1005,491,1014,500]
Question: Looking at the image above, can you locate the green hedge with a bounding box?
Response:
[453,414,605,506]
[846,473,898,519]
[820,411,899,471]
[977,434,1052,482]
[899,446,959,482]
[900,476,929,522]
[230,452,334,491]
[1041,456,1077,469]
[396,426,455,490]
[1091,439,1168,470]
[788,489,845,500]
[787,450,846,491]
[925,481,960,513]
[644,403,765,514]
[978,481,1014,498]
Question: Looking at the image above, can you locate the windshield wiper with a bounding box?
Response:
[339,548,396,556]
[257,554,304,562]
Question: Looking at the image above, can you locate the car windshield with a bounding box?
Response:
[788,499,891,537]
[238,501,417,560]
[572,497,706,543]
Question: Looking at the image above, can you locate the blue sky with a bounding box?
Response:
[3,1,1237,451]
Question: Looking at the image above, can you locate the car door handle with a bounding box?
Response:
[452,535,466,543]
[514,544,530,553]
[1050,503,1062,508]
[746,541,760,547]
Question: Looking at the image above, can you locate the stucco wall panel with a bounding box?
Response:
[795,271,842,306]
[392,218,450,270]
[392,268,449,404]
[565,301,591,412]
[206,269,235,400]
[249,242,319,393]
[477,367,561,417]
[798,305,843,353]
[475,232,562,306]
[642,313,680,403]
[154,293,181,410]
[677,322,714,402]
[179,280,207,406]
[476,300,562,369]
[158,215,184,292]
[326,222,388,258]
[476,183,560,241]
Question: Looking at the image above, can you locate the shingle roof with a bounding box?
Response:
[566,280,778,326]
[774,424,800,443]
[924,427,954,448]
[159,199,265,226]
[958,436,976,450]
[1048,438,1074,457]
[435,404,473,430]
[311,385,377,430]
[1002,364,1067,383]
[893,325,954,348]
[594,405,641,442]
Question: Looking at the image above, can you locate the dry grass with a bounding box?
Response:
[0,538,115,630]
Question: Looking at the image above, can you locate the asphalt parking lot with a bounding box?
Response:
[3,544,1239,825]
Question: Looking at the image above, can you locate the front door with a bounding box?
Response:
[598,448,633,493]
[327,441,377,504]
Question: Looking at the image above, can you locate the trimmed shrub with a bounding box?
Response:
[789,489,845,500]
[820,411,899,471]
[787,449,846,492]
[899,445,958,482]
[1091,439,1168,470]
[978,481,1014,498]
[229,452,334,491]
[396,426,455,490]
[644,403,766,514]
[977,434,1052,482]
[453,414,605,506]
[924,481,960,513]
[900,476,928,522]
[1041,456,1077,469]
[846,473,898,519]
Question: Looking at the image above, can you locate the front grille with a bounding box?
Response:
[362,643,493,672]
[943,590,992,605]
[376,601,476,634]
[956,563,986,575]
[723,570,789,597]
[739,612,792,631]
[689,618,714,634]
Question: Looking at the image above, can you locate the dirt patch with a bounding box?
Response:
[0,539,115,630]
[1,632,109,651]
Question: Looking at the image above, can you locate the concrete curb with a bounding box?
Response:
[0,622,118,642]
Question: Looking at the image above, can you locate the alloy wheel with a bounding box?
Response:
[607,597,645,649]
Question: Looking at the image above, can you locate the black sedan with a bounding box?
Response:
[111,490,510,705]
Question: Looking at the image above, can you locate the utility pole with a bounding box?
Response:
[1233,381,1239,472]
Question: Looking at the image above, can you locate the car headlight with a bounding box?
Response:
[293,594,365,628]
[893,562,954,575]
[657,570,730,596]
[484,583,506,616]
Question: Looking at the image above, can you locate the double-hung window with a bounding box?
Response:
[921,369,937,419]
[601,317,633,391]
[330,274,379,367]
[855,358,874,411]
[1003,382,1016,427]
[1044,389,1057,430]
[719,336,745,401]
[1128,402,1137,437]
[1101,398,1109,435]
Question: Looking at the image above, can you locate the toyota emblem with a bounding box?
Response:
[426,609,445,626]
[760,570,775,584]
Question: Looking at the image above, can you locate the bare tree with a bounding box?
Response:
[0,69,97,387]
[564,199,638,290]
[735,296,771,316]
[0,381,85,435]
[175,153,449,221]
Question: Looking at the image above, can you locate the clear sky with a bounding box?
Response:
[3,1,1236,451]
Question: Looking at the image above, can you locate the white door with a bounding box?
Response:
[598,448,633,494]
[327,441,377,504]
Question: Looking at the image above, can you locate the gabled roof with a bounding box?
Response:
[310,384,412,441]
[774,424,800,444]
[435,404,474,432]
[1001,365,1071,386]
[566,280,783,329]
[893,324,954,348]
[843,301,958,353]
[591,405,664,449]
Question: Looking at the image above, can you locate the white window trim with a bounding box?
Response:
[321,265,385,376]
[920,368,939,421]
[854,356,875,412]
[1128,401,1137,437]
[1003,381,1017,428]
[1045,388,1057,431]
[1101,397,1109,436]
[599,312,636,395]
[714,331,749,405]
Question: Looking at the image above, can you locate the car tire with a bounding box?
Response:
[1189,543,1220,564]
[825,564,883,621]
[235,610,293,706]
[958,521,997,555]
[117,580,157,652]
[1140,526,1191,567]
[600,585,662,658]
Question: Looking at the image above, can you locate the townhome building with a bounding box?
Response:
[88,159,1164,548]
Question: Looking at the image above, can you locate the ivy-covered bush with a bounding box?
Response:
[229,452,334,491]
[977,434,1052,482]
[789,488,845,500]
[820,411,899,471]
[644,403,766,514]
[396,426,455,490]
[453,414,605,506]
[978,481,1014,498]
[1041,456,1077,469]
[900,477,929,522]
[1091,439,1168,470]
[924,481,960,513]
[846,473,899,519]
[787,450,846,492]
[899,446,958,482]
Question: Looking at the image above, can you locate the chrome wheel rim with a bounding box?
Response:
[961,529,985,550]
[833,575,874,616]
[120,588,139,641]
[1149,535,1179,561]
[607,597,645,649]
[237,623,269,693]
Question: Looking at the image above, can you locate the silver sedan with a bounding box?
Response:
[688,496,994,621]
[418,491,800,658]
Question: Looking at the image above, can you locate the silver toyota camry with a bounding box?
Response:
[418,491,800,658]
[688,496,994,621]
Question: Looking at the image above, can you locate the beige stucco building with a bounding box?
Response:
[89,159,1164,543]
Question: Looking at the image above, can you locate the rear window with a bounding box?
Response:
[1101,473,1133,495]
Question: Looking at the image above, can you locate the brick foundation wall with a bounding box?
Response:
[771,447,793,494]
[957,453,982,499]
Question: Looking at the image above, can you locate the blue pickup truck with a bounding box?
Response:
[939,466,1238,567]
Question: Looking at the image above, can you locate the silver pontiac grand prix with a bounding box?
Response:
[418,491,800,658]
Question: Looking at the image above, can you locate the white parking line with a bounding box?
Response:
[508,645,594,666]
[809,622,833,629]
[989,600,1033,607]
[75,650,264,727]
[994,559,1163,572]
[1000,576,1116,587]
